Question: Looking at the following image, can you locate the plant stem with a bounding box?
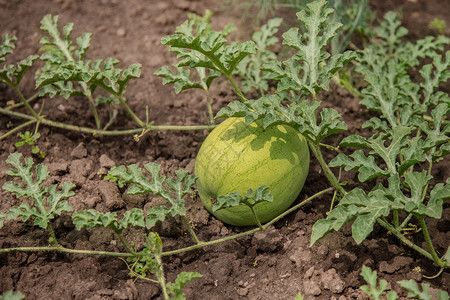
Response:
[13,86,41,120]
[182,216,201,244]
[162,187,333,256]
[114,230,137,256]
[0,188,333,262]
[154,254,170,299]
[47,223,60,247]
[416,216,446,267]
[393,209,399,229]
[250,207,264,231]
[226,74,248,102]
[376,218,445,266]
[308,141,346,196]
[0,245,134,257]
[117,96,145,127]
[205,88,215,125]
[0,119,37,140]
[0,107,216,136]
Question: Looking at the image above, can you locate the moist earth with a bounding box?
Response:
[0,0,449,299]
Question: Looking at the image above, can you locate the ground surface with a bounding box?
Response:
[0,0,449,299]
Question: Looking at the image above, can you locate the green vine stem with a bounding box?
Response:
[162,187,333,256]
[416,215,446,267]
[250,206,264,231]
[0,119,37,140]
[0,107,215,136]
[0,187,333,258]
[308,141,347,196]
[377,218,447,267]
[154,254,169,299]
[13,86,42,120]
[182,216,201,244]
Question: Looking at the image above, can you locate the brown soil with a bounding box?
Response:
[0,0,449,299]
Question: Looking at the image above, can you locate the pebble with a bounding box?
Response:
[99,154,116,169]
[116,28,126,37]
[71,142,87,158]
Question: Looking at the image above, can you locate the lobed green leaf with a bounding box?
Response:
[107,162,196,227]
[2,153,74,229]
[212,185,273,212]
[166,271,203,299]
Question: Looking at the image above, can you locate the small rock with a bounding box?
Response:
[303,280,321,296]
[304,266,315,279]
[99,180,125,210]
[251,227,283,252]
[71,142,87,158]
[116,28,126,37]
[69,159,92,185]
[321,268,345,293]
[47,161,69,175]
[237,287,248,297]
[99,154,116,169]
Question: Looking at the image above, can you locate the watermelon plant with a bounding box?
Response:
[1,0,449,298]
[359,265,449,299]
[0,14,215,146]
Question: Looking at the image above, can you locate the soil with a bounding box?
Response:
[0,0,449,299]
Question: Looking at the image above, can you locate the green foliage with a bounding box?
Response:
[166,271,203,300]
[106,163,196,228]
[233,17,282,95]
[126,232,202,299]
[212,185,273,212]
[0,290,25,300]
[310,11,449,268]
[359,265,398,300]
[15,131,46,158]
[262,0,357,97]
[155,11,227,94]
[360,266,450,300]
[429,18,447,35]
[0,34,39,87]
[217,0,354,145]
[1,153,74,229]
[37,14,141,102]
[398,279,449,300]
[72,208,145,232]
[159,14,256,80]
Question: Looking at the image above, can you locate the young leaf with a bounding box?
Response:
[359,265,399,300]
[311,188,401,245]
[161,18,256,77]
[118,208,146,229]
[72,208,146,232]
[37,14,141,99]
[262,0,357,97]
[0,290,26,300]
[0,34,16,63]
[2,153,74,229]
[0,54,39,87]
[396,280,447,300]
[72,209,118,230]
[233,17,282,95]
[0,212,5,229]
[0,34,38,87]
[166,272,203,299]
[425,182,450,219]
[212,185,273,212]
[330,150,389,182]
[155,65,203,93]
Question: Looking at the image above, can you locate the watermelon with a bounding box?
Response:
[195,117,310,226]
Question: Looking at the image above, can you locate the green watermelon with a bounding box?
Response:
[195,117,310,226]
